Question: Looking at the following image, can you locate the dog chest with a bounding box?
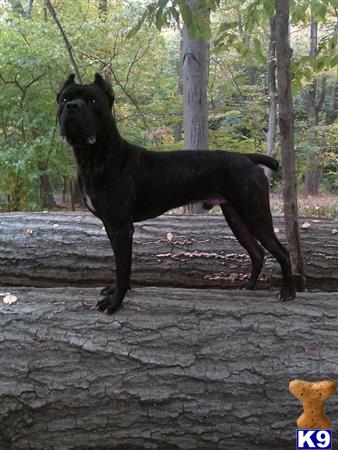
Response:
[84,193,96,214]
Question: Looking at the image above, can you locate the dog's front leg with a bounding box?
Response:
[97,222,134,314]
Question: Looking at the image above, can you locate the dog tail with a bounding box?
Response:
[246,153,279,171]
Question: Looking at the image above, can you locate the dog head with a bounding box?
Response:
[57,73,114,146]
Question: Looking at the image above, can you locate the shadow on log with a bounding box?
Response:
[0,287,337,450]
[0,213,337,290]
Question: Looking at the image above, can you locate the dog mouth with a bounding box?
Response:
[60,112,96,146]
[60,134,97,146]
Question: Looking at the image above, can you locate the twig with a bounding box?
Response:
[45,0,82,82]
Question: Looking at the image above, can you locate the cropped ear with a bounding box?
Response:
[57,74,76,102]
[94,73,115,109]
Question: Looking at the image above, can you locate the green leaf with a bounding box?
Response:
[218,21,238,33]
[176,0,194,30]
[263,0,275,17]
[330,55,338,68]
[253,38,267,65]
[155,0,170,30]
[126,8,150,39]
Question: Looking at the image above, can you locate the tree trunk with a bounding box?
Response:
[69,178,84,209]
[304,16,320,197]
[0,286,337,450]
[326,18,338,125]
[175,29,184,144]
[8,0,25,16]
[39,172,56,209]
[182,0,209,214]
[326,81,338,125]
[0,213,336,291]
[26,0,34,18]
[265,15,278,183]
[275,0,305,291]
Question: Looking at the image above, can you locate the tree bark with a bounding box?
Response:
[0,286,337,450]
[0,213,337,291]
[264,15,278,183]
[275,0,305,290]
[182,0,209,214]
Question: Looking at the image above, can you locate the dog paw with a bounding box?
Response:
[100,285,115,296]
[96,295,121,314]
[240,281,256,290]
[279,286,296,302]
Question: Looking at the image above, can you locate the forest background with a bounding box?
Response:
[0,0,337,215]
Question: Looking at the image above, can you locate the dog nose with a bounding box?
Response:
[66,100,82,112]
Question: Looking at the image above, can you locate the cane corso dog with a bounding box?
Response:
[57,73,296,313]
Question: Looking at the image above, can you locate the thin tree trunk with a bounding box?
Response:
[326,17,338,125]
[8,0,25,16]
[326,82,338,125]
[174,121,182,143]
[175,29,184,144]
[39,172,56,209]
[43,0,48,21]
[305,16,320,197]
[26,0,34,18]
[265,15,278,183]
[275,0,305,291]
[0,286,337,450]
[182,0,209,214]
[1,213,336,291]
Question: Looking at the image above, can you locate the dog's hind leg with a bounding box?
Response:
[248,220,295,301]
[238,192,296,302]
[221,204,265,290]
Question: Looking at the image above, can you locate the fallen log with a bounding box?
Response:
[0,287,337,450]
[0,213,337,290]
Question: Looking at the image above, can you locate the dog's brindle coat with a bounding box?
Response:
[57,74,296,313]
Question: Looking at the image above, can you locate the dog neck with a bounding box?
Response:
[71,117,123,169]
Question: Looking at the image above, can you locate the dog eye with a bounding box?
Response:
[61,97,68,103]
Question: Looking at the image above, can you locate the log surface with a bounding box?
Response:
[0,287,337,450]
[0,212,337,290]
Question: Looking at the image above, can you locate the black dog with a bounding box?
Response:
[57,73,296,313]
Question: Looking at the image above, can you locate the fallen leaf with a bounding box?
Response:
[301,222,311,229]
[3,294,17,305]
[167,232,174,242]
[26,228,33,235]
[332,229,338,235]
[53,224,59,228]
[274,227,280,234]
